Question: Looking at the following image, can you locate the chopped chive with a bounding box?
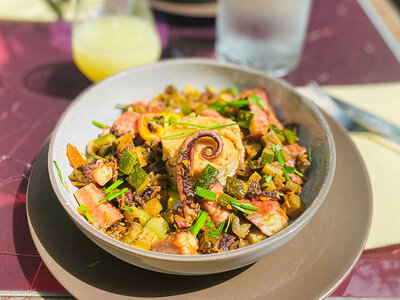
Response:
[229,86,239,95]
[104,178,124,195]
[308,146,312,163]
[228,100,250,107]
[85,212,93,223]
[250,94,265,110]
[194,186,217,201]
[208,103,226,113]
[284,166,304,177]
[189,210,209,236]
[92,120,107,129]
[224,214,232,233]
[229,198,259,211]
[85,260,101,269]
[115,103,127,109]
[205,221,215,227]
[276,151,286,166]
[77,204,88,213]
[181,107,193,115]
[272,144,282,152]
[230,203,255,215]
[162,123,237,140]
[53,161,69,192]
[269,124,283,137]
[294,169,304,177]
[265,175,273,182]
[149,119,208,128]
[98,187,129,203]
[217,220,225,234]
[122,205,133,212]
[283,168,290,181]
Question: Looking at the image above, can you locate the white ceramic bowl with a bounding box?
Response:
[48,59,335,275]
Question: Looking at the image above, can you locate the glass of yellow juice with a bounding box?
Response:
[72,0,161,82]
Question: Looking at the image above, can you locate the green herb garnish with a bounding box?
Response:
[219,194,259,215]
[98,187,129,203]
[308,146,312,163]
[122,205,133,212]
[189,210,209,236]
[181,107,193,115]
[205,221,215,227]
[104,178,124,195]
[162,123,237,140]
[250,94,265,110]
[150,119,207,128]
[85,261,101,269]
[228,100,250,108]
[284,166,304,177]
[77,204,88,213]
[53,160,69,192]
[85,212,93,223]
[271,145,290,181]
[194,186,217,201]
[217,220,225,234]
[92,120,107,129]
[224,214,232,233]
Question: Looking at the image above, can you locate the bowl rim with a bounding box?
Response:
[48,58,336,262]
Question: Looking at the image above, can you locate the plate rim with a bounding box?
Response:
[27,113,372,299]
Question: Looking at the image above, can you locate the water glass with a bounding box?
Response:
[216,0,312,77]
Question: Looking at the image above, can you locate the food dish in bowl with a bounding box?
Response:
[48,59,335,274]
[65,85,311,255]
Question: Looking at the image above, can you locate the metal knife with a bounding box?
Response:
[307,81,400,145]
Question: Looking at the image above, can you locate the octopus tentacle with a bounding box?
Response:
[175,130,223,228]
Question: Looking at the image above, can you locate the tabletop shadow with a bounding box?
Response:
[25,142,251,297]
[24,62,91,100]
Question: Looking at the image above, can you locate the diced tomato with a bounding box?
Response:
[112,111,139,137]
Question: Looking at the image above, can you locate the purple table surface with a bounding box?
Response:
[0,0,400,297]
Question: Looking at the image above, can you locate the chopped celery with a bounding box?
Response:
[132,227,159,250]
[145,217,170,239]
[226,176,248,199]
[123,206,150,227]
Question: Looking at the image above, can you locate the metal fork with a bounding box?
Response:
[307,81,400,145]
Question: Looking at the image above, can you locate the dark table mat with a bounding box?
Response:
[0,0,399,296]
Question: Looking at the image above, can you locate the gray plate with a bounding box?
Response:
[27,114,372,299]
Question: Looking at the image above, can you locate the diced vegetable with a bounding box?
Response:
[91,162,113,186]
[67,143,86,168]
[247,172,262,183]
[94,134,116,147]
[282,194,305,218]
[231,215,251,239]
[268,124,285,142]
[261,130,283,147]
[283,129,299,144]
[259,148,274,165]
[113,134,133,156]
[127,163,149,190]
[153,231,198,255]
[122,222,142,244]
[119,150,137,175]
[123,206,150,227]
[296,154,311,174]
[195,164,219,189]
[144,198,163,217]
[236,110,254,128]
[262,162,284,176]
[145,217,170,239]
[138,111,167,142]
[132,227,159,250]
[259,175,276,191]
[246,227,266,245]
[282,181,302,195]
[226,176,248,199]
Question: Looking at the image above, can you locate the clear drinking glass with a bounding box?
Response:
[216,0,312,77]
[72,0,161,82]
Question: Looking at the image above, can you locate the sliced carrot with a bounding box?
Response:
[67,143,86,168]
